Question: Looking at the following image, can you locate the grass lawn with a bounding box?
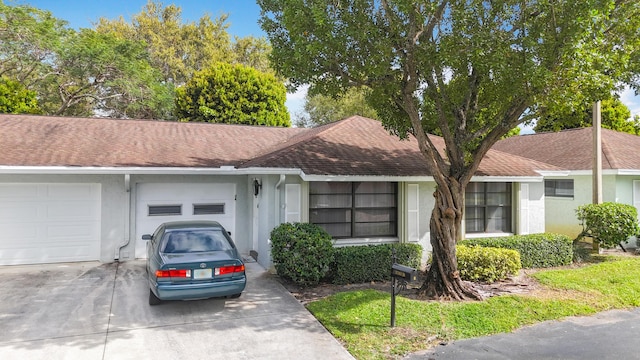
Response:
[306,256,640,360]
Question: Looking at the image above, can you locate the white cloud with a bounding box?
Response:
[285,84,308,117]
[618,86,640,119]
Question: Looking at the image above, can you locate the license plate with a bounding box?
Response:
[193,268,212,279]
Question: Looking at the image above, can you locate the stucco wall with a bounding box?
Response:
[544,174,636,239]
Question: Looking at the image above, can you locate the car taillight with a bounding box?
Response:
[215,264,245,275]
[156,269,191,278]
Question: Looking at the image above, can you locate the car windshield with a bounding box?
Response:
[161,229,233,253]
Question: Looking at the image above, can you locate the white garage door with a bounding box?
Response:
[135,183,236,258]
[0,183,101,265]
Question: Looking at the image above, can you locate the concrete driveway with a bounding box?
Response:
[0,260,354,360]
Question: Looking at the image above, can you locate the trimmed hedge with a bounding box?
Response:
[270,223,334,286]
[576,202,640,248]
[457,245,521,283]
[460,233,573,268]
[330,243,422,285]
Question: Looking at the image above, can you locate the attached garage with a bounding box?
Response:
[134,183,236,258]
[0,183,101,265]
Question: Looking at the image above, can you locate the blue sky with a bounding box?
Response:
[13,1,640,129]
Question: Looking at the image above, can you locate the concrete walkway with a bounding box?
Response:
[0,260,354,360]
[405,307,640,360]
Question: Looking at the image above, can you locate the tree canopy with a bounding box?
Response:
[295,86,379,127]
[175,62,290,126]
[535,97,640,135]
[0,0,279,121]
[259,0,640,300]
[0,77,40,114]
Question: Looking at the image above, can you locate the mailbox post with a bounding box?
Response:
[390,249,418,327]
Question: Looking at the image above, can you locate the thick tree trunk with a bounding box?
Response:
[417,180,482,301]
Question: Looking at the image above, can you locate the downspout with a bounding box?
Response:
[115,174,131,261]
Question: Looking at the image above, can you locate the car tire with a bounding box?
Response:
[149,289,162,305]
[227,292,242,299]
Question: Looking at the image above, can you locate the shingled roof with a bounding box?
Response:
[242,115,560,176]
[0,114,304,168]
[0,114,557,177]
[493,127,640,171]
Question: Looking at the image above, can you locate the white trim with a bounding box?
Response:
[0,165,558,182]
[535,170,571,177]
[615,169,640,176]
[301,174,436,182]
[469,176,543,182]
[0,166,305,176]
[332,237,399,247]
[465,232,513,239]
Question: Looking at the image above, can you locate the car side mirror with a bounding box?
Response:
[142,234,152,241]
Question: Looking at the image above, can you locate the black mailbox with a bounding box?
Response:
[391,263,418,282]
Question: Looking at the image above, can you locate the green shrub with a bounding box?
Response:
[575,202,640,248]
[270,223,334,286]
[460,233,573,268]
[331,243,422,285]
[457,245,521,283]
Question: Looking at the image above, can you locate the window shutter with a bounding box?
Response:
[285,184,301,223]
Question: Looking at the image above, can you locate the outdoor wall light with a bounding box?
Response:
[253,179,262,197]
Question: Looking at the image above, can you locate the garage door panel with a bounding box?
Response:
[0,184,39,198]
[47,223,99,239]
[0,183,101,265]
[46,184,99,199]
[46,202,99,219]
[0,203,39,220]
[135,183,236,259]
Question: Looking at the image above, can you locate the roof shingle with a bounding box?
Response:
[493,127,640,170]
[0,114,557,177]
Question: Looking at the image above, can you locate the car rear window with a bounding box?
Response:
[162,229,233,253]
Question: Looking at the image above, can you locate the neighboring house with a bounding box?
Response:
[494,127,640,244]
[0,114,555,267]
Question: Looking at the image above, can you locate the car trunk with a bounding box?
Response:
[158,250,244,284]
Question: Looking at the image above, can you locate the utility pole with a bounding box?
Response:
[593,100,602,204]
[592,100,602,252]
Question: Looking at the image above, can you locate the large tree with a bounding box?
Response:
[259,0,640,299]
[535,97,640,134]
[95,1,234,86]
[175,62,290,126]
[0,76,40,114]
[0,2,171,118]
[295,86,379,127]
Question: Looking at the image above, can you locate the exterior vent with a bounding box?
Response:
[148,205,182,216]
[193,203,225,215]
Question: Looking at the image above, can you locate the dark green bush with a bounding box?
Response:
[331,243,422,285]
[460,233,573,268]
[457,245,521,283]
[270,223,334,286]
[576,202,640,248]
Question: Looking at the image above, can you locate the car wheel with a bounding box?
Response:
[149,289,162,305]
[227,293,242,299]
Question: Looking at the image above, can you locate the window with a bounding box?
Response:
[465,183,512,233]
[309,182,397,238]
[193,203,225,215]
[545,179,574,198]
[148,205,182,216]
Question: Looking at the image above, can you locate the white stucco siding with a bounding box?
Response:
[545,175,590,237]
